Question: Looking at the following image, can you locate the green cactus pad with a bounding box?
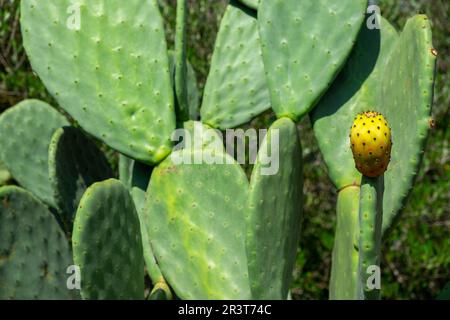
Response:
[48,126,113,229]
[0,161,11,186]
[118,154,153,192]
[311,17,398,189]
[0,100,69,206]
[329,187,360,300]
[21,0,175,165]
[246,117,303,299]
[258,0,367,121]
[120,157,163,284]
[72,179,144,299]
[168,52,200,121]
[201,1,271,129]
[237,0,259,11]
[117,154,163,284]
[118,154,134,189]
[130,186,164,285]
[358,176,383,300]
[146,149,251,299]
[179,121,225,154]
[174,0,189,122]
[379,15,436,235]
[311,15,436,235]
[0,186,75,299]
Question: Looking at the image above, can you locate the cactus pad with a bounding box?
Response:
[179,121,225,154]
[168,52,200,121]
[21,0,175,165]
[145,149,251,299]
[379,15,436,234]
[48,126,113,229]
[72,179,144,299]
[358,176,383,300]
[246,117,303,299]
[0,100,68,206]
[0,161,11,186]
[0,186,75,299]
[237,0,259,11]
[117,155,163,284]
[258,0,367,120]
[201,1,271,129]
[311,15,436,235]
[329,187,360,300]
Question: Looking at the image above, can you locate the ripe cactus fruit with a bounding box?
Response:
[350,111,392,178]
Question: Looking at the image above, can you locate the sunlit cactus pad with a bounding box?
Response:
[21,0,175,165]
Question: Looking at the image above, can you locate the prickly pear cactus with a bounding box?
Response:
[73,179,144,299]
[179,121,225,154]
[311,14,437,299]
[312,15,437,236]
[357,176,384,300]
[49,126,113,229]
[201,0,270,129]
[145,148,252,299]
[21,0,175,164]
[329,186,360,300]
[350,112,392,178]
[0,186,76,299]
[168,52,200,121]
[118,155,165,286]
[0,100,68,207]
[246,118,303,300]
[258,0,368,120]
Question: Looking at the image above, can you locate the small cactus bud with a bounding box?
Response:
[350,111,392,177]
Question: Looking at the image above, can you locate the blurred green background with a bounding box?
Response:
[0,0,448,299]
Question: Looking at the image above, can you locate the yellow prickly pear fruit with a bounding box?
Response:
[350,111,392,178]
